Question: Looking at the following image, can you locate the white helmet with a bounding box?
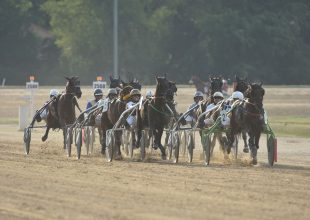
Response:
[50,89,59,97]
[232,91,244,100]
[194,91,204,98]
[108,88,117,95]
[213,91,224,98]
[146,90,153,98]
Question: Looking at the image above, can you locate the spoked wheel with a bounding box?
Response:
[187,132,195,163]
[173,132,180,163]
[166,132,173,160]
[89,127,94,154]
[267,136,276,166]
[84,127,90,155]
[23,127,31,155]
[181,130,187,157]
[85,127,94,155]
[105,130,114,162]
[75,128,82,159]
[122,130,129,156]
[66,127,73,157]
[140,130,146,161]
[203,134,212,166]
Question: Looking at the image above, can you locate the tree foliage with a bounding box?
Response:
[1,0,310,84]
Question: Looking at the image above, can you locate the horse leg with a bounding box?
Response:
[248,131,257,165]
[242,130,249,153]
[98,128,103,146]
[63,128,67,149]
[154,127,166,159]
[42,127,50,142]
[114,130,122,160]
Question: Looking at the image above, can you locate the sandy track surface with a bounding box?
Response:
[0,125,309,220]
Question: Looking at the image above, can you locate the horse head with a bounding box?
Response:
[110,76,123,89]
[130,78,142,90]
[65,76,82,98]
[245,83,265,109]
[234,75,249,93]
[155,76,170,98]
[209,76,223,95]
[166,81,177,102]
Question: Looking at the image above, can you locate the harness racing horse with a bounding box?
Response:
[234,76,250,153]
[228,83,265,164]
[137,76,174,159]
[122,78,142,90]
[109,76,123,89]
[42,77,82,150]
[100,86,133,158]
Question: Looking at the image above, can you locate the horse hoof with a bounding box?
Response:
[243,148,249,153]
[161,154,166,160]
[114,154,123,160]
[252,158,258,165]
[42,136,47,142]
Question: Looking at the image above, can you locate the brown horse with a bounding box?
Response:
[228,83,265,164]
[100,86,133,157]
[42,76,82,150]
[234,76,250,153]
[136,76,174,159]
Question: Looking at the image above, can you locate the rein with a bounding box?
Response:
[149,102,174,117]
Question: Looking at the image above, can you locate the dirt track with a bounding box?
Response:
[0,124,309,220]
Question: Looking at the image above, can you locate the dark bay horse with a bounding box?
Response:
[234,76,250,153]
[228,83,265,164]
[109,76,123,89]
[122,78,142,90]
[42,77,82,149]
[100,86,133,157]
[137,76,175,159]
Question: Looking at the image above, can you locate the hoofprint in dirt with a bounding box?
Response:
[0,125,309,220]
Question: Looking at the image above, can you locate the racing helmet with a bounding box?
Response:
[194,91,204,98]
[213,91,224,98]
[49,89,59,97]
[107,88,117,95]
[130,89,141,97]
[232,91,244,100]
[94,88,103,96]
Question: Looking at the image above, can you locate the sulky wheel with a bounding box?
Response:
[122,130,129,156]
[66,127,73,157]
[166,132,173,160]
[173,132,180,163]
[75,128,82,159]
[187,132,194,163]
[204,134,212,166]
[267,135,276,166]
[105,130,114,162]
[89,127,94,154]
[23,127,31,155]
[84,127,90,155]
[140,130,146,161]
[128,131,134,159]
